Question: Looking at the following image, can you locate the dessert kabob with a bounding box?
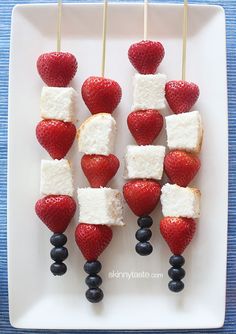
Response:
[160,0,202,292]
[35,0,78,276]
[75,0,124,303]
[123,0,166,256]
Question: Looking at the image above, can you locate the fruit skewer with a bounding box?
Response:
[160,184,200,292]
[75,0,124,303]
[37,0,77,88]
[160,0,203,292]
[128,0,165,75]
[35,0,78,276]
[123,0,166,256]
[165,0,199,114]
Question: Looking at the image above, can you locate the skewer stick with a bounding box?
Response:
[57,0,62,52]
[144,0,148,41]
[182,0,188,81]
[101,0,108,77]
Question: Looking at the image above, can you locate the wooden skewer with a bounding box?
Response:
[101,0,108,78]
[182,0,188,81]
[57,0,62,52]
[144,0,148,41]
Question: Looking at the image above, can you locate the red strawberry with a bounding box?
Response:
[75,223,113,261]
[164,150,201,187]
[123,179,161,216]
[127,110,163,145]
[36,120,76,160]
[165,80,200,114]
[81,76,122,115]
[128,40,165,74]
[160,217,196,255]
[37,52,78,87]
[35,195,76,233]
[81,154,119,188]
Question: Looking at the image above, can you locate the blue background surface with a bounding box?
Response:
[0,0,235,333]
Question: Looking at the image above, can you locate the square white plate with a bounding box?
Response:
[8,3,228,330]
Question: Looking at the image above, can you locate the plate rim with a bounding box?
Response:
[7,2,228,330]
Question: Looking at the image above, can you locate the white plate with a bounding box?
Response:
[8,3,228,330]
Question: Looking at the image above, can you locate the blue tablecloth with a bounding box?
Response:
[0,0,235,333]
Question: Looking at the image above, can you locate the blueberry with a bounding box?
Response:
[169,255,185,268]
[84,261,102,274]
[50,247,68,262]
[137,216,153,228]
[135,228,152,242]
[50,233,67,247]
[135,242,153,256]
[168,267,185,280]
[168,280,184,293]
[86,288,104,303]
[50,262,67,276]
[86,274,102,288]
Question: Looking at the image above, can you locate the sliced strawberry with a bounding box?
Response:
[36,120,76,159]
[123,179,161,216]
[164,150,201,187]
[37,52,78,87]
[81,154,119,188]
[160,217,196,255]
[81,76,122,115]
[165,80,200,114]
[35,195,76,233]
[127,110,163,145]
[75,223,113,261]
[128,40,165,74]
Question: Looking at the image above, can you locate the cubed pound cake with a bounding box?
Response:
[40,159,73,196]
[166,110,203,153]
[78,113,116,155]
[77,188,124,226]
[40,87,77,122]
[124,145,166,180]
[161,183,201,218]
[132,73,167,111]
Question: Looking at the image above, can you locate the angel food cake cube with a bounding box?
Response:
[161,183,201,218]
[40,87,77,122]
[166,110,203,153]
[78,113,116,155]
[124,145,166,180]
[132,73,167,111]
[77,188,124,226]
[40,159,73,196]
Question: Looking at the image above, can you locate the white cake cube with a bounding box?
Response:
[132,73,167,111]
[161,183,201,218]
[40,159,73,196]
[78,113,116,155]
[40,87,77,122]
[77,188,124,226]
[166,110,203,153]
[124,145,166,180]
